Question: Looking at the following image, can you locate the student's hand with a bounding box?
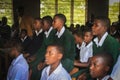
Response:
[77,72,87,80]
[27,56,36,63]
[74,60,79,66]
[37,62,46,71]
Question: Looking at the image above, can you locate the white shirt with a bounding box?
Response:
[56,27,65,38]
[41,63,71,80]
[94,32,108,47]
[79,41,93,62]
[21,36,27,42]
[7,54,29,80]
[111,55,120,80]
[44,27,53,38]
[97,75,110,80]
[35,29,43,36]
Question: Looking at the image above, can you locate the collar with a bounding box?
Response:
[21,36,27,42]
[35,29,43,36]
[11,54,23,66]
[76,44,81,49]
[94,32,108,47]
[44,27,53,38]
[46,63,63,76]
[85,41,93,48]
[97,75,110,80]
[56,27,65,38]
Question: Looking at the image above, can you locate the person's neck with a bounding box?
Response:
[49,61,60,75]
[57,26,63,32]
[98,73,108,80]
[98,32,106,41]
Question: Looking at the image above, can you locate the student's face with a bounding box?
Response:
[92,20,106,36]
[43,20,50,31]
[74,34,83,44]
[45,46,62,65]
[33,20,42,30]
[90,56,108,79]
[52,16,62,29]
[84,32,93,44]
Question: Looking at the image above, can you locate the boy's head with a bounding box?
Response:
[90,53,114,79]
[53,14,66,29]
[73,30,83,44]
[33,17,43,31]
[45,44,64,65]
[6,40,22,58]
[42,16,53,31]
[84,28,93,44]
[92,16,110,36]
[20,29,27,38]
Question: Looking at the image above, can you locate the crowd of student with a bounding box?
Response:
[0,14,120,80]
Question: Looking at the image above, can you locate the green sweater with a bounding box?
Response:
[93,35,120,63]
[54,29,76,72]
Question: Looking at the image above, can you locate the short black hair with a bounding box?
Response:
[34,17,42,22]
[47,43,64,55]
[94,53,114,69]
[54,13,66,24]
[42,15,53,26]
[73,30,84,39]
[94,16,110,28]
[5,40,22,53]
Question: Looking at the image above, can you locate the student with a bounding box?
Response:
[29,16,56,80]
[52,13,76,72]
[90,53,114,80]
[40,44,71,80]
[26,18,44,56]
[19,29,32,55]
[7,40,29,80]
[74,28,93,68]
[92,16,120,63]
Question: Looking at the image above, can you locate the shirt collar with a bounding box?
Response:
[56,27,65,38]
[11,54,23,66]
[46,63,63,76]
[35,29,43,36]
[44,27,53,38]
[85,41,93,48]
[21,36,27,42]
[97,75,110,80]
[94,32,108,47]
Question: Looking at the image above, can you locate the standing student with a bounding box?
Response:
[7,41,29,80]
[90,53,114,80]
[52,13,76,72]
[40,44,71,80]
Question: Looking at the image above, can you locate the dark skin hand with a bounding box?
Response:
[77,72,87,80]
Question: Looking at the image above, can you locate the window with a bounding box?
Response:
[40,0,86,26]
[109,0,119,23]
[0,0,13,26]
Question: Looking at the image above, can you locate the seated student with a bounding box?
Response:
[26,18,44,56]
[73,30,84,60]
[74,28,93,68]
[19,29,32,55]
[90,53,114,80]
[40,44,71,80]
[6,40,29,80]
[52,13,76,72]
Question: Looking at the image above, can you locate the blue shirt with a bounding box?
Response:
[7,54,29,80]
[40,63,71,80]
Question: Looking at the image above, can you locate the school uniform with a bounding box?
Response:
[79,41,93,63]
[30,27,56,80]
[41,63,71,80]
[7,54,29,80]
[54,27,76,72]
[111,55,120,80]
[97,75,111,80]
[19,36,32,53]
[93,32,120,63]
[26,29,44,55]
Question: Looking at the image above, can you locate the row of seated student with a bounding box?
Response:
[0,14,120,80]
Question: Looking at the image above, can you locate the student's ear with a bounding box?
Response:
[57,53,63,60]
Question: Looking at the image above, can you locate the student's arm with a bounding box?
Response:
[74,58,91,68]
